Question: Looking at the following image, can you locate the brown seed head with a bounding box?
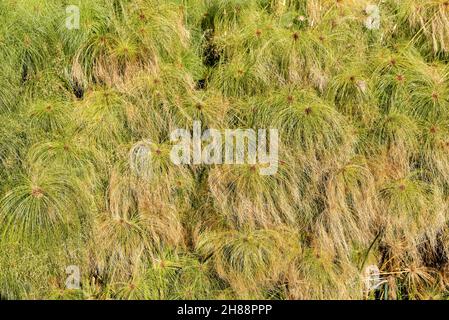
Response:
[32,187,44,199]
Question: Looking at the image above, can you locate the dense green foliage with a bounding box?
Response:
[1,0,449,300]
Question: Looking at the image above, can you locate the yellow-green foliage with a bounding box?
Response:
[0,0,449,300]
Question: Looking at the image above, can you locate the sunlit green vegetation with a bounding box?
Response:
[1,0,449,300]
